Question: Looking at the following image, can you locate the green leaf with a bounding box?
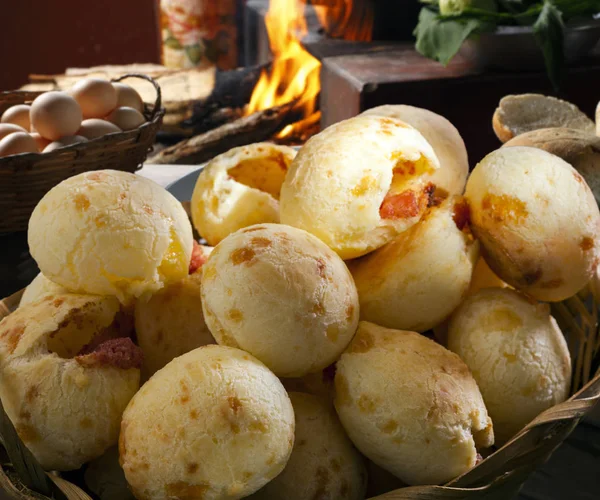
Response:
[553,0,600,20]
[414,7,487,65]
[533,1,565,90]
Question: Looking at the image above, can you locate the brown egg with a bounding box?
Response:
[106,107,146,131]
[30,133,51,151]
[0,123,26,141]
[71,78,118,119]
[0,132,38,157]
[30,91,82,141]
[43,135,88,153]
[113,83,144,113]
[78,119,122,140]
[1,104,31,130]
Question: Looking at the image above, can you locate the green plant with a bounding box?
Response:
[414,0,600,89]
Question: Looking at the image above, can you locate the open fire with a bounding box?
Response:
[247,0,373,141]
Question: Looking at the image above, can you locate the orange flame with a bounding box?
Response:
[247,0,373,139]
[313,0,373,41]
[246,0,321,138]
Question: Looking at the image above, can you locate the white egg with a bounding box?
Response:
[43,135,88,153]
[1,104,31,130]
[30,92,82,141]
[71,79,118,119]
[77,119,122,140]
[0,123,27,141]
[106,106,146,131]
[0,132,39,158]
[113,83,144,113]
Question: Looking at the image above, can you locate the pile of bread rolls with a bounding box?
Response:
[0,78,146,158]
[1,95,599,500]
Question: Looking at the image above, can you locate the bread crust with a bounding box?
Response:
[334,321,494,485]
[448,288,572,444]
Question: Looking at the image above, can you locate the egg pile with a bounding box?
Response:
[0,79,146,158]
[0,100,598,500]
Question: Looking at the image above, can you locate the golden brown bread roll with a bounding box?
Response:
[134,270,215,379]
[334,321,494,485]
[503,127,600,206]
[280,115,440,259]
[28,170,193,303]
[249,392,367,500]
[0,293,141,470]
[201,224,359,377]
[448,288,571,445]
[492,94,594,143]
[350,195,478,332]
[465,146,600,301]
[191,143,296,246]
[119,345,295,500]
[362,105,468,196]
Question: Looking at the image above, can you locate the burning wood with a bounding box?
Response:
[153,0,376,160]
[246,0,322,141]
[149,101,299,165]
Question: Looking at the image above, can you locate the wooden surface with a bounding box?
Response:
[319,42,600,166]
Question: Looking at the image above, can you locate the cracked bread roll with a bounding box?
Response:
[201,224,359,377]
[191,143,296,246]
[465,146,600,301]
[361,105,468,196]
[334,321,494,486]
[28,170,193,303]
[20,273,68,307]
[350,196,479,332]
[119,345,295,500]
[448,288,571,445]
[249,392,367,500]
[280,115,440,259]
[135,269,215,379]
[0,293,141,470]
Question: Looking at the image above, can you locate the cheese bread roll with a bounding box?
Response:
[465,147,600,301]
[0,293,141,470]
[350,196,478,332]
[362,105,468,196]
[20,273,68,307]
[448,288,571,444]
[119,345,295,500]
[135,270,215,379]
[335,322,493,485]
[249,392,367,500]
[201,224,359,377]
[191,143,296,246]
[280,115,440,259]
[28,170,193,303]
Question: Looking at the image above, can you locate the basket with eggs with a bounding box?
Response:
[0,97,600,500]
[0,74,165,234]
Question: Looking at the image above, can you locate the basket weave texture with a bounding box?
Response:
[0,74,165,234]
[0,285,599,499]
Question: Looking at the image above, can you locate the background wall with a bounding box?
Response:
[0,0,162,91]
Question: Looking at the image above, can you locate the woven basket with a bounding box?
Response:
[0,74,165,234]
[0,284,599,500]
